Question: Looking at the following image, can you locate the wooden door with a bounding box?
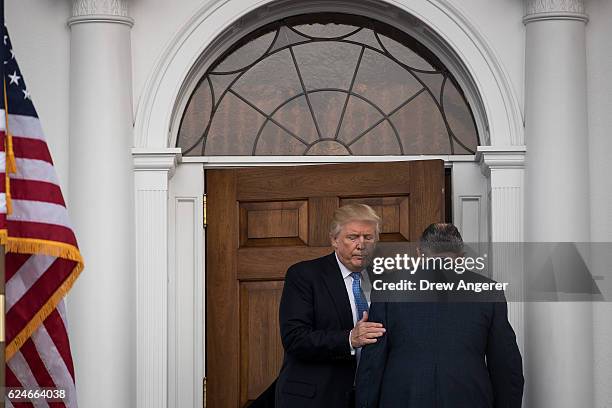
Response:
[206,161,445,407]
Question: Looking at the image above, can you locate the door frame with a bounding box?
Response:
[162,153,509,408]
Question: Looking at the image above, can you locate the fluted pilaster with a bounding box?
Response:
[133,149,181,408]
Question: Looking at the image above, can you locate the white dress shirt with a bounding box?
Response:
[334,252,371,359]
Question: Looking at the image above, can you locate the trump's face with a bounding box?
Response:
[331,220,378,272]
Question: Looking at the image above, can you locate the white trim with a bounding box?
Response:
[67,14,134,27]
[181,154,476,167]
[477,146,526,173]
[523,12,589,24]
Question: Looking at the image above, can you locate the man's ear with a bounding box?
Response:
[330,234,337,249]
[416,247,423,257]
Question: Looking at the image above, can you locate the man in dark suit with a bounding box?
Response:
[276,204,387,407]
[356,223,524,407]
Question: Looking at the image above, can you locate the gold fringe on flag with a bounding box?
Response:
[0,235,85,359]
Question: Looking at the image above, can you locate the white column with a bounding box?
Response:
[133,149,181,408]
[67,2,135,407]
[523,1,592,407]
[478,146,526,357]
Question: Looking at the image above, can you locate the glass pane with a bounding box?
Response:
[442,79,478,154]
[306,140,350,155]
[269,26,309,53]
[337,96,384,145]
[414,71,445,104]
[352,49,423,114]
[350,121,402,155]
[379,34,435,71]
[208,73,240,106]
[204,92,266,155]
[178,79,212,154]
[308,91,348,139]
[255,121,307,155]
[231,49,302,114]
[271,95,319,145]
[292,42,362,91]
[390,92,451,154]
[214,31,276,73]
[344,28,384,52]
[292,23,358,39]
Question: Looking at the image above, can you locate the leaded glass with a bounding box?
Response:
[177,13,479,156]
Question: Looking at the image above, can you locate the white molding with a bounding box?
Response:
[477,146,526,175]
[457,195,483,242]
[523,11,588,23]
[133,148,181,179]
[68,14,134,27]
[182,154,476,167]
[167,164,205,408]
[133,0,524,149]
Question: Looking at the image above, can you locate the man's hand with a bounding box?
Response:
[350,311,386,348]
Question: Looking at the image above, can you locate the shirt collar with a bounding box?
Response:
[334,252,364,279]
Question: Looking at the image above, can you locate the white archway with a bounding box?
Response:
[134,0,524,150]
[132,1,526,407]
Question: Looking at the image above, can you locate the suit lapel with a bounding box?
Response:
[321,253,355,329]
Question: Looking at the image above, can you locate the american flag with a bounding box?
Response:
[1,9,83,408]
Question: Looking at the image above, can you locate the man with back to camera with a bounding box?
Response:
[276,204,386,407]
[355,223,524,407]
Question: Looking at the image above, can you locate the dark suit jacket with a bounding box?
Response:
[355,268,524,408]
[276,253,357,407]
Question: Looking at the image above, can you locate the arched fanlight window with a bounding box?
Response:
[177,13,479,156]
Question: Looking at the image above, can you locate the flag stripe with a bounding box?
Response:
[6,220,78,246]
[5,252,32,281]
[6,259,75,343]
[11,158,60,185]
[9,179,66,207]
[19,340,60,408]
[8,200,72,229]
[33,319,77,406]
[5,113,44,140]
[6,255,57,309]
[6,353,45,408]
[5,364,36,408]
[11,136,53,164]
[43,308,75,381]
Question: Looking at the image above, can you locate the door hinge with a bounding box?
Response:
[203,376,207,407]
[203,194,207,228]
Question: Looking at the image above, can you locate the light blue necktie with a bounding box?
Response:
[351,272,369,322]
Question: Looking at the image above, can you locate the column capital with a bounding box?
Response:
[72,0,128,17]
[69,0,133,26]
[524,0,588,23]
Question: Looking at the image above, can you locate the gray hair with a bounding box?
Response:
[329,204,381,238]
